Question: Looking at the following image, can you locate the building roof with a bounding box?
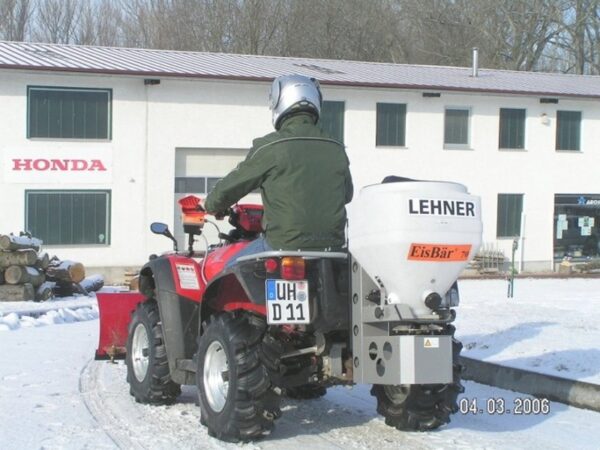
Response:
[1,40,600,99]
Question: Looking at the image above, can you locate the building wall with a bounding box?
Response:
[1,69,599,275]
[1,71,149,270]
[341,86,600,271]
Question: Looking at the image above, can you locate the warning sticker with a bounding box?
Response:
[408,243,472,262]
[424,338,439,349]
[176,264,200,290]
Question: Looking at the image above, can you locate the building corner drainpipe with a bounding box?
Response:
[143,85,150,256]
[472,47,479,77]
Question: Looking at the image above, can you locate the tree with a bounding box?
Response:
[75,0,122,46]
[1,0,599,74]
[0,0,32,41]
[556,0,600,74]
[33,0,81,44]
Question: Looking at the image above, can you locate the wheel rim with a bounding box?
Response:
[203,341,229,413]
[384,384,411,403]
[131,323,150,382]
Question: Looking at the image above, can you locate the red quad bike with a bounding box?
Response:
[96,179,482,442]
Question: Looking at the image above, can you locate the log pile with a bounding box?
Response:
[0,233,104,302]
[124,270,140,291]
[469,245,507,274]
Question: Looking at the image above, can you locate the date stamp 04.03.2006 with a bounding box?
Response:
[459,397,551,416]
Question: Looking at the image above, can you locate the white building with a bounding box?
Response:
[1,41,600,280]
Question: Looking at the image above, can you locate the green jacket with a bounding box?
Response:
[205,113,353,250]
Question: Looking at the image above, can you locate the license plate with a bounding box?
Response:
[265,279,310,324]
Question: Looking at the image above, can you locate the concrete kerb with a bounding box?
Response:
[460,356,600,412]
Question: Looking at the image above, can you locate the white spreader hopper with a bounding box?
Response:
[349,179,482,318]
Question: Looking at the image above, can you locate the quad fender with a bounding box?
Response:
[201,269,267,321]
[96,255,204,384]
[202,257,350,333]
[140,256,204,302]
[139,256,203,385]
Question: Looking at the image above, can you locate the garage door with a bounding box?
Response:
[174,148,261,251]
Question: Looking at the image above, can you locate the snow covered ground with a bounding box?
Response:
[456,278,600,383]
[0,279,599,449]
[0,296,98,331]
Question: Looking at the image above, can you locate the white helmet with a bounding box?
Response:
[269,74,322,130]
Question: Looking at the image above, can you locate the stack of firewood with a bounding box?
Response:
[469,244,507,274]
[0,233,104,302]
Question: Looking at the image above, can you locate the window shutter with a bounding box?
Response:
[499,108,525,149]
[376,103,406,146]
[556,111,581,151]
[28,87,111,139]
[444,109,469,145]
[320,101,345,143]
[26,191,111,245]
[497,194,524,237]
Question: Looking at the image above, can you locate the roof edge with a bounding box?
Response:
[4,39,600,81]
[2,64,599,100]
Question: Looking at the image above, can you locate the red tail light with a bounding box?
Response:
[281,257,305,280]
[264,258,278,273]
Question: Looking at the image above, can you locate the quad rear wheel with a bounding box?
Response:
[196,312,281,442]
[126,299,181,404]
[371,334,463,431]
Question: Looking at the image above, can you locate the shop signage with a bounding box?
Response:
[12,158,107,172]
[556,194,600,208]
[577,196,600,206]
[4,149,112,183]
[408,198,476,217]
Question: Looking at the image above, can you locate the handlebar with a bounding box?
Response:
[212,207,232,221]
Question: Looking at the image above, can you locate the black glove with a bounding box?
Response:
[213,208,232,220]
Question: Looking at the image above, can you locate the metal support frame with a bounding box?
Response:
[350,255,452,385]
[237,250,348,262]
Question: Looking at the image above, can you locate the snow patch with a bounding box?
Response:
[456,278,600,383]
[0,312,20,331]
[0,304,98,331]
[0,288,124,332]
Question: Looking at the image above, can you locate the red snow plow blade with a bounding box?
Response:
[95,292,145,360]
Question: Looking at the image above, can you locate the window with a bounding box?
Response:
[376,103,406,146]
[499,108,525,149]
[25,190,111,245]
[444,108,470,147]
[320,101,345,143]
[206,177,221,193]
[554,194,600,260]
[497,194,523,238]
[175,177,222,194]
[28,86,112,139]
[556,111,581,151]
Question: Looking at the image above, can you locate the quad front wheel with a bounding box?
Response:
[125,299,181,404]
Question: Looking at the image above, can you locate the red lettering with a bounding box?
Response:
[11,158,108,172]
[32,159,50,170]
[12,159,32,170]
[50,159,69,171]
[408,243,472,262]
[71,160,88,171]
[89,159,107,171]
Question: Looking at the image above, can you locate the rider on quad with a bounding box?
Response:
[102,76,475,446]
[204,74,354,260]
